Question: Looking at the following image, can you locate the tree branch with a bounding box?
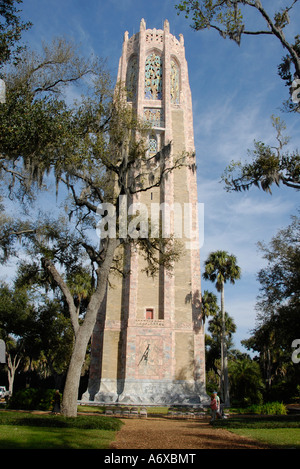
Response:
[248,0,300,77]
[62,179,99,213]
[281,178,300,189]
[243,30,273,36]
[41,257,79,336]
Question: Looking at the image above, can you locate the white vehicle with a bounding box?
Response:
[0,386,8,398]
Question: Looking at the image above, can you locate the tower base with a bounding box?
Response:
[82,378,209,406]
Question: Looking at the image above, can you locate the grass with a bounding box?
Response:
[213,414,300,449]
[1,406,299,449]
[231,428,300,449]
[0,425,115,449]
[77,404,105,414]
[0,410,123,449]
[78,404,170,416]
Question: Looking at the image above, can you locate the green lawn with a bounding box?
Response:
[213,415,300,449]
[231,428,300,449]
[1,408,299,449]
[0,425,116,449]
[0,411,122,449]
[78,404,169,415]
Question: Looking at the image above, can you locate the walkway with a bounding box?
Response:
[109,417,270,449]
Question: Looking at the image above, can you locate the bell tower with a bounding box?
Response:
[84,19,207,405]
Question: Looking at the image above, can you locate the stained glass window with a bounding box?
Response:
[170,60,180,104]
[145,53,163,100]
[148,135,158,155]
[144,108,164,128]
[126,56,138,102]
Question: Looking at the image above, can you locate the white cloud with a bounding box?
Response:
[233,196,294,217]
[198,175,296,274]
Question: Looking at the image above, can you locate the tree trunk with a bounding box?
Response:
[61,324,93,416]
[61,239,117,417]
[7,353,21,396]
[220,282,230,407]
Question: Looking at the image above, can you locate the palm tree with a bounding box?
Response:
[203,250,241,406]
[208,310,236,345]
[201,290,219,325]
[206,311,236,391]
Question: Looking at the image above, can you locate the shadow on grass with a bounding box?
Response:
[0,425,116,449]
[0,411,123,449]
[212,414,300,429]
[0,410,123,430]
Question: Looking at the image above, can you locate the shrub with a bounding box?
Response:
[228,358,264,406]
[248,401,287,415]
[7,388,59,411]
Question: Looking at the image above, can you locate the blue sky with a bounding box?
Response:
[7,1,300,353]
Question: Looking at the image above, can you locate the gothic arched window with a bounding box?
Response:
[145,53,162,100]
[170,60,180,104]
[126,55,138,102]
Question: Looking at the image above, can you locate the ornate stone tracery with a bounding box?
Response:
[146,29,163,44]
[144,108,164,128]
[145,53,163,100]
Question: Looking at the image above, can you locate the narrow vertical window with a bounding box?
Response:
[170,60,180,104]
[126,55,138,102]
[145,53,163,100]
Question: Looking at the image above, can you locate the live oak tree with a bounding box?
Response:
[0,39,108,413]
[0,282,36,394]
[221,115,300,193]
[0,281,73,394]
[243,216,300,397]
[175,1,300,193]
[0,36,100,264]
[39,88,183,417]
[0,0,31,66]
[256,215,300,343]
[0,42,100,406]
[0,38,185,416]
[175,0,300,81]
[15,260,77,388]
[278,34,300,113]
[0,1,36,256]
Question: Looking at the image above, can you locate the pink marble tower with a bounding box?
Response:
[84,19,207,405]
